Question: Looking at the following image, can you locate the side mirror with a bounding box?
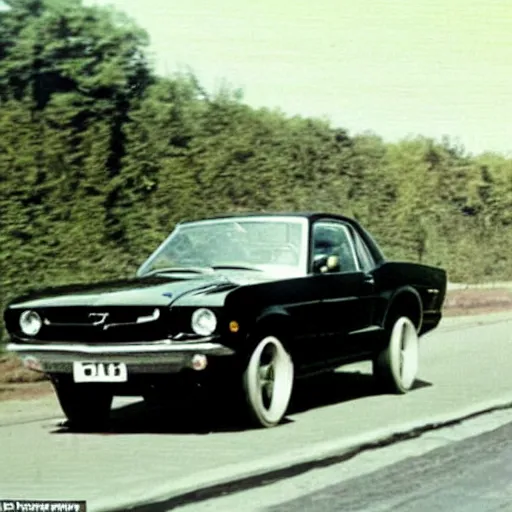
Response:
[313,254,340,273]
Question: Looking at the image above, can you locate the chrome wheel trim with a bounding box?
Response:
[245,335,294,426]
[390,317,419,390]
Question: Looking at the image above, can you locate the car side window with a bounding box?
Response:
[352,230,376,272]
[312,221,360,273]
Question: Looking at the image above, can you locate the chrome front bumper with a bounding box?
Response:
[6,340,235,375]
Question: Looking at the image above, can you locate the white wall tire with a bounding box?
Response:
[243,335,294,428]
[374,316,419,394]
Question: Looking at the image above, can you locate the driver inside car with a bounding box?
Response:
[313,225,357,273]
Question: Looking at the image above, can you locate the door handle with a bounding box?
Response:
[364,275,375,285]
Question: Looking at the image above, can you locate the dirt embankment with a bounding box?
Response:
[0,353,52,401]
[1,286,511,402]
[442,287,512,317]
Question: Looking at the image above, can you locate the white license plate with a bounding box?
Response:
[73,362,128,383]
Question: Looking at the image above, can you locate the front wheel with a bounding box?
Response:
[52,376,113,430]
[373,316,419,394]
[242,335,294,428]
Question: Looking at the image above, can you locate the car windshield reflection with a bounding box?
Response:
[138,217,308,277]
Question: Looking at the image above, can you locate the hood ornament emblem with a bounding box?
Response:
[89,312,109,326]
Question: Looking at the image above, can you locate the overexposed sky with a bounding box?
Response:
[89,0,511,156]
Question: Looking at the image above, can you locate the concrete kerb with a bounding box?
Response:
[92,392,512,512]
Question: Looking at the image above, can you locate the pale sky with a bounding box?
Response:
[89,0,511,156]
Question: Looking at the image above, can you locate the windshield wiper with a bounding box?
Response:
[211,265,263,272]
[142,267,214,277]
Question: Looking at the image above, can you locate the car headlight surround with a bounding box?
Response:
[19,310,42,336]
[191,308,217,336]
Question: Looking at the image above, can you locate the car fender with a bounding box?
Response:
[253,306,293,338]
[382,285,423,333]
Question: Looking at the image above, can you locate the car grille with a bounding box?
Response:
[34,306,171,343]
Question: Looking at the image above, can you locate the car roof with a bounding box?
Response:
[179,212,359,225]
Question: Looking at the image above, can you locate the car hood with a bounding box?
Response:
[6,272,274,310]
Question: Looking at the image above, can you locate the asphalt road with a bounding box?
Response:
[2,311,512,512]
[179,409,512,512]
[272,420,512,512]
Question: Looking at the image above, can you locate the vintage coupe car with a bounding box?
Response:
[4,213,447,429]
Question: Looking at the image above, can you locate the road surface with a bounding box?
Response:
[177,408,512,512]
[2,311,512,511]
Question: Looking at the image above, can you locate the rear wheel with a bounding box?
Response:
[373,316,419,394]
[52,376,113,430]
[242,335,294,428]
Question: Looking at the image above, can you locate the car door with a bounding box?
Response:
[309,219,377,363]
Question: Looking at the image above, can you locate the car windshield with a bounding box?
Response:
[137,217,308,277]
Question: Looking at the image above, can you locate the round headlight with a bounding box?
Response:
[191,308,217,336]
[19,310,42,336]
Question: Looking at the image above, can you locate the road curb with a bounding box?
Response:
[92,393,512,512]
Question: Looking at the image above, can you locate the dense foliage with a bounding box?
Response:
[1,0,511,340]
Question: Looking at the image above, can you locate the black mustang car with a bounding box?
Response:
[4,212,447,428]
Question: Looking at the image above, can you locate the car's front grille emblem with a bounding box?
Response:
[39,308,161,333]
[88,312,109,326]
